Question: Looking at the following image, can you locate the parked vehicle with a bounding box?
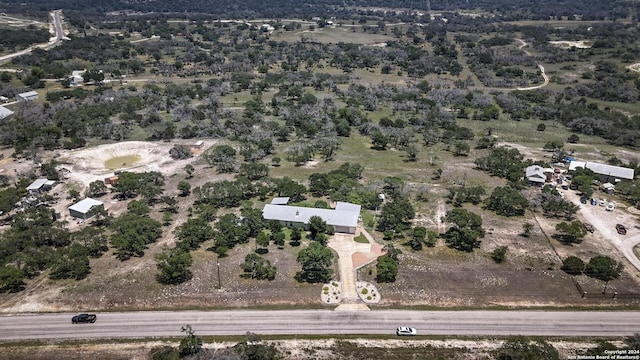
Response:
[583,222,595,233]
[580,197,587,204]
[71,313,96,324]
[590,198,597,206]
[599,199,606,206]
[396,326,417,336]
[561,184,569,190]
[606,202,615,211]
[616,224,627,235]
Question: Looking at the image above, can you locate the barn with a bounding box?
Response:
[69,198,104,220]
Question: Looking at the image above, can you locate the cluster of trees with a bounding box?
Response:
[442,208,485,252]
[156,217,213,285]
[0,26,50,52]
[151,327,279,360]
[561,255,623,292]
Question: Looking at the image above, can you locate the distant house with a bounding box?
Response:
[16,90,39,102]
[104,176,119,185]
[262,200,361,234]
[70,70,86,86]
[0,106,13,120]
[69,198,104,219]
[525,165,552,185]
[26,178,55,194]
[569,161,634,182]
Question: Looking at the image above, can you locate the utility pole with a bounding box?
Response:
[216,256,221,289]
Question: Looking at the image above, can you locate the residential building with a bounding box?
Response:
[263,200,361,234]
[525,165,552,185]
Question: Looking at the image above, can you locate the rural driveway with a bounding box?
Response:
[328,233,371,311]
[563,189,640,272]
[1,310,639,340]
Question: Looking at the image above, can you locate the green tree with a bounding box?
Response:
[555,220,587,244]
[256,231,270,250]
[371,130,389,150]
[443,208,485,252]
[155,248,193,285]
[87,180,108,198]
[110,214,163,260]
[376,197,415,233]
[484,186,528,216]
[585,255,623,293]
[178,325,202,357]
[177,181,191,197]
[521,222,533,237]
[491,246,508,264]
[561,256,585,275]
[409,226,427,250]
[308,215,327,237]
[475,146,525,182]
[496,336,559,360]
[49,243,90,280]
[175,218,213,251]
[296,242,333,283]
[272,230,285,248]
[0,266,24,292]
[452,141,470,156]
[241,253,276,280]
[624,333,640,350]
[376,255,398,283]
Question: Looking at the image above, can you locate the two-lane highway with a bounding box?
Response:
[0,310,638,341]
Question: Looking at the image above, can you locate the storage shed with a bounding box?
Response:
[69,198,104,219]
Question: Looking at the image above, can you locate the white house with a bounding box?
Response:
[16,90,39,102]
[263,200,361,234]
[69,198,104,219]
[525,165,551,185]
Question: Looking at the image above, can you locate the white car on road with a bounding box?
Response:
[396,326,417,336]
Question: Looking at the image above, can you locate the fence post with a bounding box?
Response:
[613,292,618,299]
[582,291,587,299]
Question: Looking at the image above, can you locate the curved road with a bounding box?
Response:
[0,310,639,341]
[0,10,65,64]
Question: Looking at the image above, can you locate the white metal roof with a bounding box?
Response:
[263,203,359,228]
[569,161,634,180]
[26,178,52,191]
[18,90,39,98]
[0,106,13,119]
[334,201,361,213]
[69,198,104,214]
[270,197,290,205]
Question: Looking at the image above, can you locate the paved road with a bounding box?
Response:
[0,310,638,341]
[0,10,64,64]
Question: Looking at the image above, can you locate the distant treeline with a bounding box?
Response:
[0,0,629,21]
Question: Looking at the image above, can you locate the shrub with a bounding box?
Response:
[361,288,368,295]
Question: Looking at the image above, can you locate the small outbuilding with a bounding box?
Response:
[0,106,13,120]
[26,178,55,194]
[16,90,39,102]
[69,198,104,219]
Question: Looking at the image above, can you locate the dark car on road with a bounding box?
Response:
[72,313,96,324]
[616,224,627,235]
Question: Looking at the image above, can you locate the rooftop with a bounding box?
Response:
[69,198,104,213]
